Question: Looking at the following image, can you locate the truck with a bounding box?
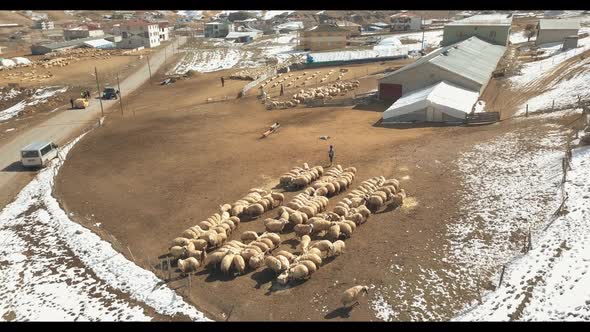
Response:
[102,86,120,100]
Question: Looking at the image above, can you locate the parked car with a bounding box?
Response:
[102,87,120,100]
[20,141,59,168]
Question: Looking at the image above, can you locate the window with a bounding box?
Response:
[22,151,39,158]
[40,145,52,156]
[489,30,497,39]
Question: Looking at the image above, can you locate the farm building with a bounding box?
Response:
[204,21,234,38]
[30,36,114,55]
[158,22,170,41]
[442,14,512,46]
[562,35,579,50]
[378,36,506,103]
[297,24,348,51]
[390,13,422,32]
[306,46,408,66]
[382,80,479,123]
[535,19,580,45]
[82,39,115,49]
[63,27,105,41]
[336,21,362,37]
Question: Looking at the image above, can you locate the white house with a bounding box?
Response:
[158,22,170,41]
[117,20,161,49]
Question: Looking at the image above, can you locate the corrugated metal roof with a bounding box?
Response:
[448,14,512,26]
[21,141,51,152]
[539,19,581,30]
[382,36,506,86]
[34,35,114,50]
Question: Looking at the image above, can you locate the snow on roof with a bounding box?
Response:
[539,19,581,30]
[383,36,506,87]
[225,31,260,39]
[383,81,479,121]
[371,22,390,27]
[276,21,304,30]
[307,24,348,33]
[83,39,114,48]
[307,46,408,63]
[448,14,512,26]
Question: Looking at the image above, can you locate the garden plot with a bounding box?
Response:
[0,135,210,322]
[455,145,590,321]
[0,86,68,122]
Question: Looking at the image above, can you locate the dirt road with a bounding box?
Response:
[0,37,186,208]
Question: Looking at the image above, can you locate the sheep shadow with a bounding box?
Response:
[282,238,301,250]
[250,268,277,290]
[324,305,356,319]
[373,202,402,215]
[203,269,240,282]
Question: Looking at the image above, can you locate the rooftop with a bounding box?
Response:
[21,141,52,152]
[447,14,512,26]
[34,35,114,50]
[539,18,581,30]
[306,24,349,33]
[383,36,507,86]
[120,20,157,28]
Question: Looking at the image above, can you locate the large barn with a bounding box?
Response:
[377,36,506,104]
[382,80,479,123]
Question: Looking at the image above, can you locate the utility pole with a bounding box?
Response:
[94,67,104,118]
[147,55,152,78]
[117,73,124,117]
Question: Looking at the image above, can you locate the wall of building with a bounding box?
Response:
[204,24,233,38]
[380,63,483,96]
[391,17,422,32]
[442,25,510,46]
[383,107,465,123]
[299,31,347,51]
[536,29,579,45]
[118,24,160,49]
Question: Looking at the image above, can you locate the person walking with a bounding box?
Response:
[328,145,335,166]
[86,90,91,99]
[70,98,74,109]
[280,83,284,96]
[221,77,225,87]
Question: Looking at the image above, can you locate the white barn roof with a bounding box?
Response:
[83,39,114,48]
[383,81,479,121]
[382,36,506,86]
[539,19,581,30]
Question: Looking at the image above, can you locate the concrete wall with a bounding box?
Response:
[442,25,510,46]
[536,29,579,45]
[383,107,465,123]
[379,62,483,95]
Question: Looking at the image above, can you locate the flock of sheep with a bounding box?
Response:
[265,80,361,110]
[166,162,406,304]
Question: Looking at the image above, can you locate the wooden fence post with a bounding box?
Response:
[498,265,506,288]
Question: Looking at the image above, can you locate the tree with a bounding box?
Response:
[524,24,537,42]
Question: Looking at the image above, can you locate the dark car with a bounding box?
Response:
[102,87,120,100]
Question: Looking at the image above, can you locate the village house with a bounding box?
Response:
[442,14,512,46]
[204,21,234,38]
[390,13,422,32]
[297,23,348,51]
[116,20,161,49]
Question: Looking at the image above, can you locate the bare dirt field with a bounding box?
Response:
[52,56,580,321]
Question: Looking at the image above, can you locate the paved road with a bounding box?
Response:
[0,37,186,208]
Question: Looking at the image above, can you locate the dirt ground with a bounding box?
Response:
[51,54,577,322]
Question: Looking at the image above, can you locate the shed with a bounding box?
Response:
[378,36,506,103]
[536,19,580,45]
[562,35,578,50]
[83,39,115,49]
[382,81,479,123]
[30,35,115,55]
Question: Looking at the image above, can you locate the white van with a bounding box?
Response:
[20,141,59,168]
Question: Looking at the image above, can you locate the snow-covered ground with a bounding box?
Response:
[510,32,590,89]
[0,86,67,122]
[168,48,247,74]
[455,145,590,321]
[392,29,444,52]
[0,135,211,321]
[510,31,532,44]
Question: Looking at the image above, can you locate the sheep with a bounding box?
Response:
[275,250,295,262]
[290,264,310,281]
[299,235,311,253]
[265,219,288,233]
[249,253,265,269]
[310,240,334,253]
[339,221,354,238]
[172,237,192,247]
[265,256,284,273]
[294,223,314,237]
[341,285,369,308]
[259,232,281,246]
[177,257,200,273]
[298,252,322,266]
[329,240,346,257]
[328,223,341,240]
[170,246,186,258]
[241,231,259,243]
[298,260,318,274]
[220,253,235,275]
[251,241,271,253]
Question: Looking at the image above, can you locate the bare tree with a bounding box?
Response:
[524,24,537,42]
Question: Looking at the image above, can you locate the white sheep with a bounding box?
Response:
[178,257,200,273]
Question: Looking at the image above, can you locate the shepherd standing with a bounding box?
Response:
[221,77,225,87]
[70,98,74,109]
[328,145,335,166]
[280,83,284,96]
